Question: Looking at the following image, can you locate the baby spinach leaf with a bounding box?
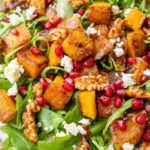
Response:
[0,125,37,150]
[103,99,132,134]
[38,135,80,150]
[0,78,12,89]
[56,0,73,19]
[64,91,82,123]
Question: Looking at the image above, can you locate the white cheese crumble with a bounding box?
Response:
[73,14,81,18]
[56,131,66,137]
[86,23,97,35]
[8,14,21,26]
[116,41,124,48]
[121,73,136,88]
[122,143,134,150]
[77,125,87,135]
[112,5,120,14]
[0,130,8,146]
[7,83,18,96]
[114,47,124,57]
[108,144,114,150]
[79,118,91,126]
[110,39,116,45]
[4,58,24,84]
[124,8,132,17]
[116,37,121,42]
[25,7,36,20]
[16,6,22,12]
[0,64,4,73]
[37,122,42,128]
[61,55,73,73]
[143,69,150,76]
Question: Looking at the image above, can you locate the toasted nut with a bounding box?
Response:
[33,82,43,97]
[68,0,89,9]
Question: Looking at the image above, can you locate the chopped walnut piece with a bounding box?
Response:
[74,74,109,91]
[33,82,43,97]
[68,0,90,9]
[143,27,150,41]
[22,100,41,142]
[49,28,67,42]
[126,86,150,99]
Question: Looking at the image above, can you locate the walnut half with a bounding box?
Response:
[68,0,90,9]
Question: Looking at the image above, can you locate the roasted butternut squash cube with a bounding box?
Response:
[87,2,111,24]
[0,90,16,123]
[124,8,145,30]
[127,30,147,57]
[3,24,31,54]
[62,30,93,61]
[110,110,146,150]
[17,49,48,78]
[30,0,45,15]
[48,42,61,66]
[58,16,83,34]
[43,76,74,110]
[79,91,97,119]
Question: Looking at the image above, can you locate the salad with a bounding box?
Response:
[0,0,150,149]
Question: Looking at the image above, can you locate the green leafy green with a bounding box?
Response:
[0,23,12,39]
[0,78,12,90]
[64,91,82,123]
[56,0,73,19]
[0,125,37,150]
[103,99,132,134]
[38,135,80,150]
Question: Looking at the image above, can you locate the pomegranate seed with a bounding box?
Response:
[148,64,150,70]
[84,58,94,68]
[116,89,126,98]
[143,55,149,62]
[44,22,53,30]
[40,78,49,89]
[52,17,62,26]
[144,17,150,27]
[64,73,69,79]
[117,119,126,131]
[77,9,85,16]
[104,86,115,97]
[34,11,40,19]
[36,96,46,107]
[98,95,111,106]
[46,0,52,7]
[145,104,150,113]
[144,130,150,142]
[147,122,150,129]
[141,75,149,84]
[55,45,64,57]
[18,86,27,95]
[73,61,82,72]
[11,29,19,35]
[62,82,75,91]
[3,17,10,23]
[70,71,81,79]
[114,79,123,89]
[127,57,136,64]
[132,98,144,110]
[147,52,150,58]
[114,97,123,108]
[136,113,147,124]
[30,46,41,55]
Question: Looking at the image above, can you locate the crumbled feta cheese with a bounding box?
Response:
[61,55,73,73]
[121,73,136,88]
[110,39,116,45]
[25,7,36,20]
[8,14,21,26]
[79,118,91,126]
[114,47,124,57]
[0,64,4,73]
[63,122,79,136]
[116,37,121,42]
[124,8,132,17]
[86,23,97,35]
[7,83,18,96]
[143,69,150,76]
[112,5,120,14]
[73,14,81,18]
[37,122,42,128]
[77,125,87,135]
[56,131,66,137]
[4,58,24,84]
[16,6,22,12]
[116,41,124,47]
[108,144,114,150]
[122,143,134,150]
[0,130,8,146]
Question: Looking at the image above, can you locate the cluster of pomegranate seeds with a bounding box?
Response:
[84,58,95,68]
[55,44,64,57]
[136,113,147,124]
[144,130,150,142]
[73,61,82,72]
[127,57,136,64]
[30,46,42,55]
[77,9,85,16]
[3,17,10,23]
[18,86,27,95]
[132,98,144,110]
[62,78,75,91]
[114,97,123,108]
[36,96,47,107]
[145,104,150,113]
[140,75,149,84]
[69,71,81,79]
[11,29,19,36]
[40,77,49,89]
[104,86,114,97]
[117,119,126,131]
[98,95,111,106]
[46,0,52,7]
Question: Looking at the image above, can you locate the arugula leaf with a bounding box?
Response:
[0,125,37,150]
[56,0,73,19]
[120,0,135,8]
[107,0,119,5]
[64,91,82,123]
[103,99,132,134]
[37,107,64,133]
[38,135,80,150]
[139,0,146,12]
[144,80,150,92]
[0,78,12,90]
